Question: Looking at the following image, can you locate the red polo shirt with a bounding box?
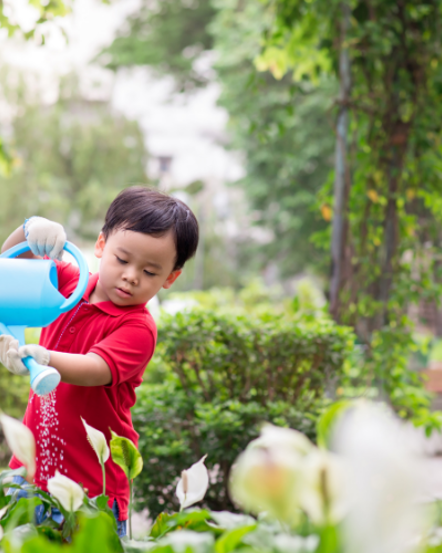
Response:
[9,260,157,520]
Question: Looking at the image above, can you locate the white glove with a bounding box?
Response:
[19,344,50,367]
[25,217,66,259]
[0,335,28,376]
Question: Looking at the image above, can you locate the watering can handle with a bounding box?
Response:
[0,241,89,314]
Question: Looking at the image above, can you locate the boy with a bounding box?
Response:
[0,187,199,536]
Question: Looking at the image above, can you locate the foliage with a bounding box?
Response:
[259,0,442,333]
[0,0,70,40]
[99,0,216,92]
[1,404,442,553]
[210,0,336,277]
[0,71,148,242]
[101,0,336,278]
[0,0,72,175]
[133,309,354,517]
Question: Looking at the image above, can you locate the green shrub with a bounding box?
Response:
[133,309,354,517]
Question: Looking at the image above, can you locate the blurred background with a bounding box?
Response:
[2,0,442,480]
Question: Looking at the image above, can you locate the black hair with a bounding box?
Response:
[102,187,199,270]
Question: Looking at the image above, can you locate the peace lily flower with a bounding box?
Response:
[81,417,109,495]
[333,401,424,553]
[254,424,313,456]
[176,455,209,510]
[0,413,36,480]
[47,471,84,512]
[230,441,305,524]
[229,424,313,525]
[299,448,347,525]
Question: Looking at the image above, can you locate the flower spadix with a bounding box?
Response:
[176,455,209,509]
[299,449,347,525]
[0,413,36,480]
[81,417,109,465]
[48,471,84,512]
[229,424,313,523]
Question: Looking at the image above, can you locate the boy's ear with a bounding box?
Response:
[94,232,106,259]
[162,269,182,290]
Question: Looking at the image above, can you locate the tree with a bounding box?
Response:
[100,0,216,92]
[0,0,72,173]
[259,0,442,335]
[102,0,336,279]
[0,71,148,242]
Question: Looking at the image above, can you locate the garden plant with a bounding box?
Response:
[0,400,441,553]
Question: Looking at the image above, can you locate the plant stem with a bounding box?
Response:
[129,479,133,540]
[101,462,106,496]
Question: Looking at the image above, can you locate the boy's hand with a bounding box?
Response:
[19,344,50,367]
[25,217,66,259]
[0,335,29,376]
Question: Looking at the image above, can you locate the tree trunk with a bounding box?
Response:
[330,2,351,320]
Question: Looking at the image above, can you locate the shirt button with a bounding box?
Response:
[69,327,76,333]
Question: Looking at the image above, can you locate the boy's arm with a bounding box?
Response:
[49,351,112,386]
[1,225,36,258]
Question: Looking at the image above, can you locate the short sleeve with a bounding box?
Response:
[52,259,80,297]
[88,323,155,387]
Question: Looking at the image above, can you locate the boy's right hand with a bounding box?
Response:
[0,335,29,376]
[25,217,66,259]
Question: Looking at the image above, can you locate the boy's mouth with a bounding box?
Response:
[116,287,132,298]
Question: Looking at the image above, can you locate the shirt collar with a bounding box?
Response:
[83,273,147,317]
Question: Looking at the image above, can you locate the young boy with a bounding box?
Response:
[0,187,199,536]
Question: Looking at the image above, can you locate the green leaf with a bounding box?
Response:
[109,430,143,481]
[215,524,257,553]
[0,496,43,529]
[316,400,352,449]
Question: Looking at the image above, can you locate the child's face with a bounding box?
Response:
[92,228,181,306]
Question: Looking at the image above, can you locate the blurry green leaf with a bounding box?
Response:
[110,430,143,481]
[215,524,257,553]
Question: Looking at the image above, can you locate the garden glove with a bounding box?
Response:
[0,335,28,376]
[19,344,50,368]
[25,217,66,259]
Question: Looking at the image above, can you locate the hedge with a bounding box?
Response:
[133,309,354,517]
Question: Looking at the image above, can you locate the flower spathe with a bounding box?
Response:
[176,455,209,509]
[334,401,423,553]
[230,440,305,524]
[48,471,84,512]
[81,417,110,464]
[0,413,36,480]
[255,423,313,456]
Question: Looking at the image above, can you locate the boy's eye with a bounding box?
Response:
[116,256,127,264]
[144,270,156,276]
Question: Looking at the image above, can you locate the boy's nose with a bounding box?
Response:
[123,269,138,285]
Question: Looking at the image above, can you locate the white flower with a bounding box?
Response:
[334,401,424,553]
[0,413,36,480]
[229,424,313,524]
[81,417,109,464]
[230,442,305,523]
[48,471,84,512]
[176,455,209,509]
[299,449,347,525]
[252,424,313,456]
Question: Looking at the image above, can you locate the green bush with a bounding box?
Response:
[133,309,354,517]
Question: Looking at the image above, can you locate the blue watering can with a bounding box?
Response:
[0,241,88,396]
